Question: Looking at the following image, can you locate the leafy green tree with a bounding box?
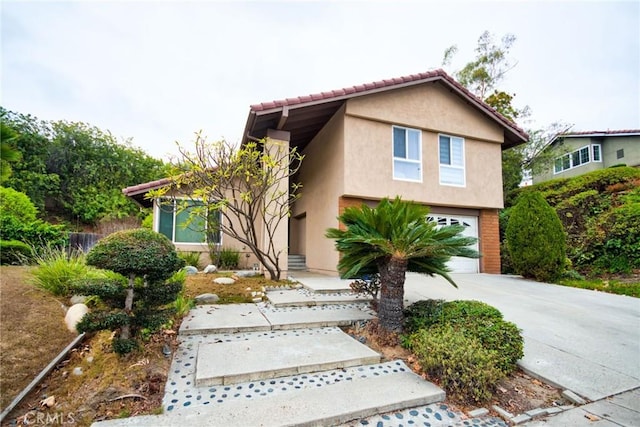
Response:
[79,229,185,353]
[506,192,566,282]
[152,133,304,281]
[1,107,169,224]
[1,123,21,182]
[326,197,479,334]
[443,31,568,197]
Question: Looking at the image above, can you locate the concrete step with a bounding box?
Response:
[292,275,354,294]
[267,288,371,307]
[91,368,445,427]
[179,303,374,335]
[195,328,381,386]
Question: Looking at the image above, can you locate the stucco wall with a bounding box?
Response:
[534,135,640,183]
[291,107,346,274]
[343,82,504,209]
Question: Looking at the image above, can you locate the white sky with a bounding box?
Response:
[2,1,639,160]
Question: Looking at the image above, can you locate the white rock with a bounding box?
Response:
[195,293,220,304]
[86,356,94,363]
[72,367,83,376]
[203,265,218,274]
[65,303,89,334]
[184,266,198,275]
[294,283,303,289]
[252,297,262,303]
[213,277,235,285]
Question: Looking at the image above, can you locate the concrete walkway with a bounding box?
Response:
[293,271,640,426]
[93,280,507,426]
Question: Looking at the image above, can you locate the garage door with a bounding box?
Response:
[427,214,479,273]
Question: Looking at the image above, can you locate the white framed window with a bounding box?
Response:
[554,144,601,174]
[438,134,465,186]
[592,144,602,162]
[156,198,221,244]
[392,126,422,182]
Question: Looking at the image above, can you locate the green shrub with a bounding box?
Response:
[0,239,31,264]
[80,228,185,354]
[0,186,38,222]
[462,318,523,374]
[216,247,240,269]
[404,299,502,334]
[405,326,504,403]
[141,213,153,230]
[404,299,523,374]
[506,191,566,282]
[403,299,445,333]
[86,228,184,282]
[178,251,202,269]
[0,215,68,250]
[31,246,101,296]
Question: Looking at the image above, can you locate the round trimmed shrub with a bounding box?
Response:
[86,228,184,282]
[506,191,566,282]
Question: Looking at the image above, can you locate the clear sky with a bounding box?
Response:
[2,1,639,160]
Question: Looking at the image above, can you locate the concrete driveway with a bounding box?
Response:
[402,273,640,402]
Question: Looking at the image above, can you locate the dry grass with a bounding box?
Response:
[0,266,76,411]
[183,272,288,303]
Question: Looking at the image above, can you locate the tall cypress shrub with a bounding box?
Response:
[506,191,566,282]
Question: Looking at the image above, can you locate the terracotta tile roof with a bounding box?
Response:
[122,177,172,197]
[559,129,640,137]
[249,69,528,142]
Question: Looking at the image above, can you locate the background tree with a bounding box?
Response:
[506,192,566,282]
[326,197,479,336]
[442,31,567,197]
[1,123,21,182]
[78,229,185,354]
[1,107,169,225]
[151,133,303,280]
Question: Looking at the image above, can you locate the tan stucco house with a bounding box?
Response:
[532,129,640,184]
[124,69,528,277]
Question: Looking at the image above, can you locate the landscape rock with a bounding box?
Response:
[214,277,235,285]
[70,295,87,305]
[203,265,218,274]
[65,303,89,334]
[184,266,198,275]
[195,293,220,304]
[235,270,261,278]
[72,367,83,376]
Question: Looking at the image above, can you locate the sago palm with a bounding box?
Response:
[326,197,479,333]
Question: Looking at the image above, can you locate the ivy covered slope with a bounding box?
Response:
[507,166,640,275]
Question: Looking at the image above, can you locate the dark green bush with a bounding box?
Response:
[0,239,31,264]
[404,299,502,334]
[81,229,185,354]
[403,299,446,333]
[461,318,523,374]
[506,191,566,282]
[86,228,184,282]
[406,326,504,403]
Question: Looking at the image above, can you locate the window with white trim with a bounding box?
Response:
[392,126,422,182]
[157,198,221,244]
[438,134,465,186]
[554,144,602,174]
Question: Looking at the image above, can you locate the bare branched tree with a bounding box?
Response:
[151,133,303,280]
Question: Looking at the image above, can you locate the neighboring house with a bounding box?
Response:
[533,130,640,184]
[124,69,528,276]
